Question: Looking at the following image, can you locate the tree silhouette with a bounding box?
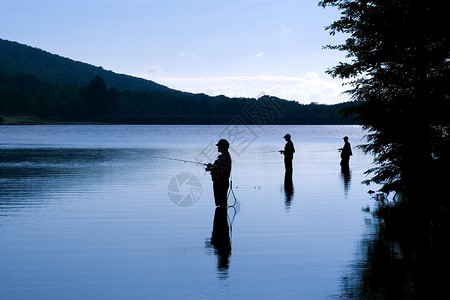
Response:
[81,75,110,117]
[320,0,450,205]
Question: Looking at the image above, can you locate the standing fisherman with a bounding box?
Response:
[280,134,295,175]
[206,139,232,207]
[339,136,352,166]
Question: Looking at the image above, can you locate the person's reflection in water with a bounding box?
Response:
[341,163,351,197]
[284,171,294,210]
[206,206,231,279]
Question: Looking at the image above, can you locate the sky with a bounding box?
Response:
[0,0,351,104]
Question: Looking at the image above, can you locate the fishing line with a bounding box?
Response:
[257,150,281,153]
[249,149,339,155]
[243,150,281,155]
[307,149,340,153]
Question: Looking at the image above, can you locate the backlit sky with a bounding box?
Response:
[0,0,351,104]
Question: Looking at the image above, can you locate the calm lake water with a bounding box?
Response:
[0,125,378,299]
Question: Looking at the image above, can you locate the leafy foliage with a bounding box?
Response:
[320,0,450,202]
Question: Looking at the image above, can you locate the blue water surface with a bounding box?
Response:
[0,125,377,299]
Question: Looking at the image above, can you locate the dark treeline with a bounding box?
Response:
[321,0,450,297]
[0,71,358,124]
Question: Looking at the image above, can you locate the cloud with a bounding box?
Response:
[255,52,265,57]
[144,65,162,75]
[178,52,197,58]
[280,25,294,34]
[152,73,350,105]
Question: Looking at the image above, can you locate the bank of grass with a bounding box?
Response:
[1,115,44,124]
[0,115,109,125]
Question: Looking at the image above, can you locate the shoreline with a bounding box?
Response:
[1,115,359,126]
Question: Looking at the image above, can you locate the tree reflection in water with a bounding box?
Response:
[340,195,450,299]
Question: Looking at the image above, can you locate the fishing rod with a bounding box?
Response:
[308,149,341,153]
[250,150,283,154]
[149,155,208,166]
[257,149,339,154]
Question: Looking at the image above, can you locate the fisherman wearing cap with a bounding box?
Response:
[280,134,295,174]
[339,136,352,166]
[206,139,232,207]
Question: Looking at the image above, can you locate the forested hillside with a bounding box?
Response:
[0,39,168,92]
[0,39,359,124]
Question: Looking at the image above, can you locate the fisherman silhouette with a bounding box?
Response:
[280,134,295,175]
[206,206,231,279]
[339,136,352,166]
[206,139,232,207]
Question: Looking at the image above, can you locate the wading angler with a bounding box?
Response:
[206,139,232,207]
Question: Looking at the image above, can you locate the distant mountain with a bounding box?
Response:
[0,38,170,92]
[0,38,360,125]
